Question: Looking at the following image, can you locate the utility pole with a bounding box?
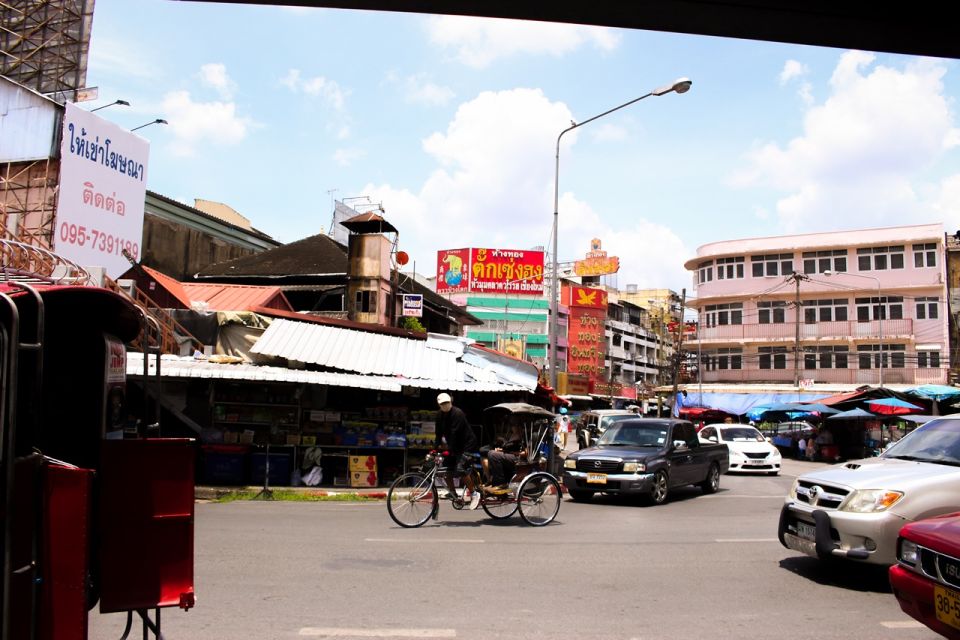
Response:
[788,271,809,387]
[670,288,687,416]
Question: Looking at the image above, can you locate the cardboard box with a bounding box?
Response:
[349,455,377,472]
[350,470,378,487]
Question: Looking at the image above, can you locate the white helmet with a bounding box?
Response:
[436,392,452,405]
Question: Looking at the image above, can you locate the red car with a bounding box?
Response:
[890,512,960,639]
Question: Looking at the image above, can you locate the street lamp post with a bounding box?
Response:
[131,118,168,132]
[548,78,692,393]
[824,270,883,387]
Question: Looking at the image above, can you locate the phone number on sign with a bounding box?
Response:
[58,222,139,260]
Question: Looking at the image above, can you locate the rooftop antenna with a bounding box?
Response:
[326,188,339,236]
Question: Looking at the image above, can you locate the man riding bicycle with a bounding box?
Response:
[435,392,481,509]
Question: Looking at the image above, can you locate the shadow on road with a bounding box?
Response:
[567,485,727,508]
[778,555,892,593]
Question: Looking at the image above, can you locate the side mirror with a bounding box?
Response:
[673,440,688,450]
[708,435,718,443]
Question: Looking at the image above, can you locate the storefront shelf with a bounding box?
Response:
[213,421,298,428]
[215,401,299,408]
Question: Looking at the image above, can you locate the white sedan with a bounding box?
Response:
[698,424,781,475]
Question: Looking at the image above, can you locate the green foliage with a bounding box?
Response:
[215,490,386,503]
[400,316,426,333]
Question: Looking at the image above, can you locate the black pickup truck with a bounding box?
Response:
[562,418,730,504]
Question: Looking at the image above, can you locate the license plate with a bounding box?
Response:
[587,473,607,484]
[796,521,816,541]
[747,459,767,465]
[935,585,960,631]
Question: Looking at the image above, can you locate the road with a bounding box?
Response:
[89,459,939,640]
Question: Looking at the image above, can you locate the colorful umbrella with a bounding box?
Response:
[827,407,876,420]
[905,385,960,401]
[785,402,840,414]
[867,398,922,415]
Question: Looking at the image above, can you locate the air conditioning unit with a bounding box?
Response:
[116,279,136,297]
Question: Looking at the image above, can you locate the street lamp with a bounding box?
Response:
[548,78,692,392]
[91,99,130,112]
[824,269,883,387]
[131,118,168,132]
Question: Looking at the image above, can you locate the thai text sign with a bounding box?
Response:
[573,237,620,277]
[567,306,607,381]
[567,285,608,309]
[56,103,148,278]
[401,294,423,317]
[436,247,544,295]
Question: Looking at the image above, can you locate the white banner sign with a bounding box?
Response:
[402,294,423,317]
[56,102,149,278]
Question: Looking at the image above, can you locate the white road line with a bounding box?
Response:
[880,621,926,629]
[365,538,484,544]
[702,495,786,499]
[299,628,456,637]
[715,538,779,543]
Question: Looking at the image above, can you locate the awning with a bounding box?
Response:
[127,352,529,393]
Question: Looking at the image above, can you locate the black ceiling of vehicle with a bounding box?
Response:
[181,0,960,60]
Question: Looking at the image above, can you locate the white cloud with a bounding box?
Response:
[779,60,809,85]
[358,88,689,289]
[280,69,348,110]
[590,122,629,143]
[89,36,160,81]
[425,16,620,69]
[198,63,236,100]
[334,148,366,166]
[160,90,255,156]
[388,72,455,107]
[733,52,960,232]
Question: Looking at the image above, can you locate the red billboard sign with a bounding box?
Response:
[435,247,544,295]
[566,285,608,309]
[564,284,608,383]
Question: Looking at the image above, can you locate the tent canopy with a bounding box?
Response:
[828,407,876,420]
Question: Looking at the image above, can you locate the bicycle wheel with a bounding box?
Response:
[517,472,561,526]
[481,489,518,520]
[387,472,438,528]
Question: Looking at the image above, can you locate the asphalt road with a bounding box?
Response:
[89,459,940,640]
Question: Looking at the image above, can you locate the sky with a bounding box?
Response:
[85,1,960,293]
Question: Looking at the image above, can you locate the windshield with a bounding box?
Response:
[597,423,667,447]
[600,415,634,431]
[882,418,960,466]
[720,427,764,442]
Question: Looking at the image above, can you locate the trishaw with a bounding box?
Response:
[387,402,561,527]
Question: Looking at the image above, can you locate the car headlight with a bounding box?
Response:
[840,489,904,513]
[898,538,919,565]
[622,461,645,473]
[563,458,577,469]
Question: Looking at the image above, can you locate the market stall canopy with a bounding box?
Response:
[483,403,555,419]
[786,403,840,414]
[867,398,923,415]
[905,385,960,401]
[898,415,939,424]
[828,408,876,420]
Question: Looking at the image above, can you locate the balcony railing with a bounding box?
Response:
[697,366,946,385]
[693,319,912,343]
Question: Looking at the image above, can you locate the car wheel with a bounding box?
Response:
[649,471,669,505]
[700,463,720,494]
[568,489,593,502]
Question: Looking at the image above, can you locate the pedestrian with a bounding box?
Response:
[555,407,571,448]
[435,392,481,509]
[797,435,807,459]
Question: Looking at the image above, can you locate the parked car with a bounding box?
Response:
[698,424,781,475]
[562,418,729,504]
[777,414,960,565]
[575,409,635,449]
[760,420,816,454]
[889,511,960,639]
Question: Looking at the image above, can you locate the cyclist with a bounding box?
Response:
[435,392,481,509]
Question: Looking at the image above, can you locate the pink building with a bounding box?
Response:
[684,223,948,386]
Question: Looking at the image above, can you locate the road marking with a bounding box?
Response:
[702,495,786,499]
[880,621,926,629]
[715,538,779,543]
[365,538,484,544]
[299,628,456,637]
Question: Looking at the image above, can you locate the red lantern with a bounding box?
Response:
[396,251,409,266]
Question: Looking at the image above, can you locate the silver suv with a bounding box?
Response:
[575,410,635,448]
[778,415,960,565]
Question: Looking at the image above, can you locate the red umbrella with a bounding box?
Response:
[866,398,922,415]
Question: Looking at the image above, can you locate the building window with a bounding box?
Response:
[918,349,941,368]
[716,257,745,280]
[758,346,787,370]
[857,344,906,369]
[856,245,905,271]
[913,243,937,268]
[915,296,939,320]
[803,299,849,323]
[698,260,713,284]
[751,253,795,278]
[758,301,787,324]
[704,303,743,327]
[855,296,903,322]
[717,348,742,370]
[804,345,849,369]
[802,250,848,275]
[355,290,377,313]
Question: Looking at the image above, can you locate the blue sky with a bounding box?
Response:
[87,1,960,292]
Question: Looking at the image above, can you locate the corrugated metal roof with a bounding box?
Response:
[181,282,292,312]
[142,266,193,308]
[249,318,537,390]
[126,352,527,393]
